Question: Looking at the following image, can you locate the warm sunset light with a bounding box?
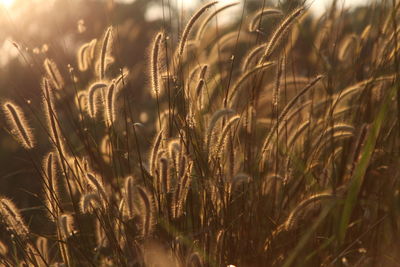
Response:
[0,0,398,266]
[0,0,14,7]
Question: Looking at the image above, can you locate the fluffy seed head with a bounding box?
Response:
[87,82,108,118]
[206,108,235,150]
[260,7,305,62]
[177,1,219,57]
[98,26,113,80]
[42,78,66,155]
[105,81,116,125]
[0,197,29,238]
[80,193,103,214]
[77,42,91,71]
[136,186,155,237]
[150,31,164,97]
[249,8,283,32]
[195,2,239,41]
[43,152,60,220]
[123,176,137,219]
[44,58,64,90]
[3,101,35,149]
[86,173,108,205]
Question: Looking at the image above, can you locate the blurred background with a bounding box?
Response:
[0,0,374,230]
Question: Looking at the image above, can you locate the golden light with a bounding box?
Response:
[0,0,14,8]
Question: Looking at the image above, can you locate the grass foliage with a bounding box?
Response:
[0,0,400,266]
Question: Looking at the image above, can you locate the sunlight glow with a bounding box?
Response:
[0,0,14,8]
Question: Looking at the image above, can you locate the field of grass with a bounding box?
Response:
[0,0,399,266]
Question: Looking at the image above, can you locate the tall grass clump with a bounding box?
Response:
[0,1,400,266]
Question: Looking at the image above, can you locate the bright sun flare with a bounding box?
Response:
[0,0,14,7]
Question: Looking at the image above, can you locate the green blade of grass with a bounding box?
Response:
[338,84,397,244]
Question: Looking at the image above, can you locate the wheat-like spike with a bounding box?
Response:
[284,193,336,230]
[79,193,103,214]
[388,43,400,62]
[260,7,305,63]
[75,90,87,114]
[241,43,267,71]
[195,79,205,100]
[35,237,49,265]
[168,139,181,179]
[0,240,8,256]
[261,75,323,156]
[245,105,255,134]
[177,1,219,57]
[105,81,116,125]
[88,38,98,61]
[287,120,311,149]
[331,106,353,118]
[3,101,35,149]
[98,26,113,80]
[206,108,235,150]
[214,115,240,159]
[171,152,185,210]
[150,129,164,177]
[86,173,108,206]
[43,152,60,221]
[227,131,235,177]
[44,58,64,90]
[338,34,359,61]
[196,2,239,41]
[205,109,235,151]
[87,82,107,117]
[150,31,164,97]
[273,57,284,109]
[187,64,203,86]
[77,42,91,71]
[123,176,136,219]
[196,68,208,109]
[315,124,355,145]
[159,157,170,194]
[185,65,206,98]
[248,8,283,32]
[100,135,112,164]
[228,62,275,104]
[199,64,208,80]
[360,24,371,42]
[173,163,191,218]
[42,78,65,155]
[168,139,181,162]
[330,75,395,112]
[58,213,74,239]
[114,69,129,90]
[68,157,88,190]
[137,186,155,237]
[0,197,29,237]
[311,126,355,158]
